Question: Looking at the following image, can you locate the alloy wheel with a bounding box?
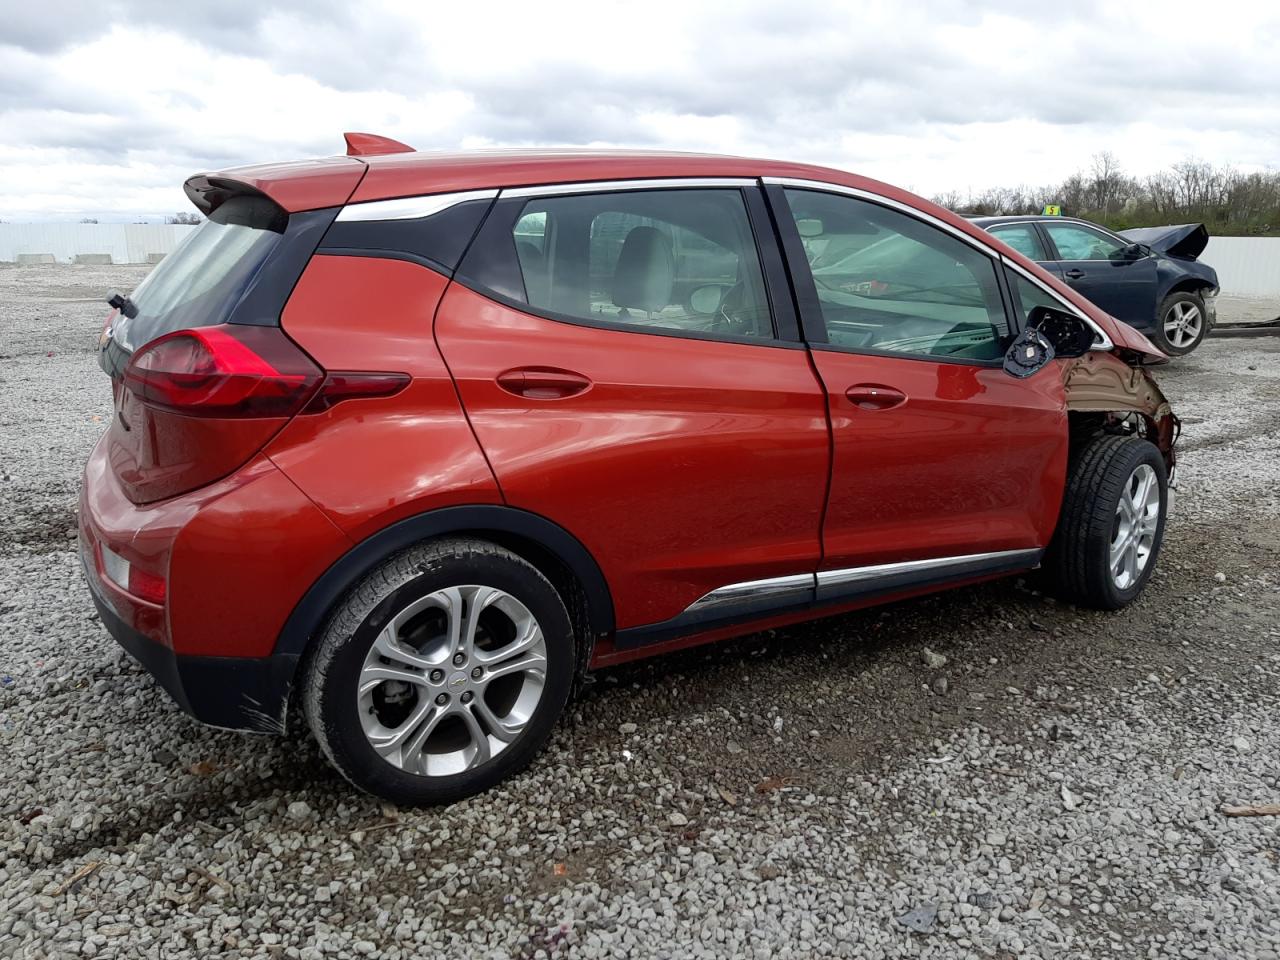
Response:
[357,585,547,777]
[1110,463,1160,590]
[1162,301,1203,350]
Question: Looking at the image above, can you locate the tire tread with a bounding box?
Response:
[1046,434,1165,609]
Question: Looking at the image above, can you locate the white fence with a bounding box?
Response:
[0,223,197,265]
[1201,237,1280,298]
[0,223,1276,298]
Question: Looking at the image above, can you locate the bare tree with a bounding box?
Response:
[935,156,1280,236]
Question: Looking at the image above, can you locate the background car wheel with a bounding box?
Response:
[1044,435,1168,610]
[302,538,575,805]
[1153,291,1208,356]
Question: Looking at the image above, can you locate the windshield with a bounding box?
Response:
[114,195,286,352]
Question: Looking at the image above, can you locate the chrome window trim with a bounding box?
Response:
[765,176,1114,353]
[814,548,1043,590]
[762,176,999,260]
[501,177,756,199]
[685,573,815,614]
[334,188,499,223]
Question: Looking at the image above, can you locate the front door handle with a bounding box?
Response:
[496,367,592,400]
[1064,268,1086,280]
[845,383,907,411]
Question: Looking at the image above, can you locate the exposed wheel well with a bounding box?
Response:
[1068,409,1166,461]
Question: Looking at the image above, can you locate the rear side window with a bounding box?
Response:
[507,189,774,340]
[114,195,286,351]
[989,223,1048,261]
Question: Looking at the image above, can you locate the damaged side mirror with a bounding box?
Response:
[1002,305,1096,378]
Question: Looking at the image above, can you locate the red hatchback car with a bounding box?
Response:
[81,135,1178,804]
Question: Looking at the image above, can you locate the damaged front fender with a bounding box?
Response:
[1063,351,1179,468]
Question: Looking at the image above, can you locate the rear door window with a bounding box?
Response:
[507,189,774,340]
[113,195,286,352]
[988,223,1048,261]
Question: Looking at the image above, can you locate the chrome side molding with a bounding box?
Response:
[334,188,499,223]
[684,548,1043,616]
[814,548,1043,591]
[685,573,815,614]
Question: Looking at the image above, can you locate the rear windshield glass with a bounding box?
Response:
[115,195,287,351]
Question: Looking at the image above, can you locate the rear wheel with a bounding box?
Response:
[1153,291,1207,356]
[1045,435,1168,610]
[302,538,574,805]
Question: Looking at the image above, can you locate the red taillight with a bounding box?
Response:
[123,325,322,418]
[303,372,411,414]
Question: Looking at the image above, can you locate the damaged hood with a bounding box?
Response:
[1120,223,1209,260]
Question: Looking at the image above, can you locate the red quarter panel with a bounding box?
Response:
[266,256,502,542]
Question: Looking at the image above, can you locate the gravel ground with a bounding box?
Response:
[1217,296,1280,325]
[2,263,1279,960]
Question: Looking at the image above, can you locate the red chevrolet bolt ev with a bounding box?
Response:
[80,134,1178,804]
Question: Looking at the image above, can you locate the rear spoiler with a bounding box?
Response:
[183,157,367,216]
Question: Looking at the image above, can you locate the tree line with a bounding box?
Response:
[933,153,1280,236]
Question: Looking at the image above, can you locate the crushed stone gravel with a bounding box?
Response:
[2,263,1279,959]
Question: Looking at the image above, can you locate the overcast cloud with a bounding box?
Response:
[1,0,1277,220]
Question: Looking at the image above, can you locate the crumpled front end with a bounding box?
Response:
[1063,351,1179,472]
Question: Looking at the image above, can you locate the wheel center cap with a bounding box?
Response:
[449,672,469,690]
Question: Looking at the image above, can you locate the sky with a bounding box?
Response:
[1,0,1278,221]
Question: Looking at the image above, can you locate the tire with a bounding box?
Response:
[302,537,574,805]
[1044,435,1168,610]
[1152,291,1208,356]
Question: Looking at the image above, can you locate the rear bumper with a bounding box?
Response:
[78,433,351,732]
[83,550,296,732]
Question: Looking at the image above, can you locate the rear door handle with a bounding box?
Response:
[496,367,592,400]
[845,383,907,411]
[1064,268,1086,280]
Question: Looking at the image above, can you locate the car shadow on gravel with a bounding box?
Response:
[568,508,1274,802]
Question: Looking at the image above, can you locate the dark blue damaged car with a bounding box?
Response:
[970,216,1219,356]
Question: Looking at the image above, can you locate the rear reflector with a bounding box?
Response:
[98,543,167,605]
[123,325,322,418]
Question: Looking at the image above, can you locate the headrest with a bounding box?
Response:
[612,226,674,314]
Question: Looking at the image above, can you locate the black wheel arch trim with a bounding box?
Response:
[274,505,616,666]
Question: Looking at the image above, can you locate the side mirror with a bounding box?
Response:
[686,283,729,316]
[1029,305,1096,358]
[1002,306,1096,378]
[1118,242,1147,261]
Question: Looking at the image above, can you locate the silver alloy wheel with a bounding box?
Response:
[1163,300,1203,349]
[1110,463,1160,590]
[357,585,547,777]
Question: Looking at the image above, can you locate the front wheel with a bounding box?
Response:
[302,538,575,805]
[1045,435,1168,610]
[1153,291,1208,356]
